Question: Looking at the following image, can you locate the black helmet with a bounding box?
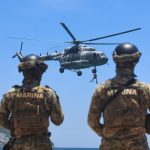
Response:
[18,54,48,72]
[114,43,139,55]
[22,54,40,62]
[113,43,141,64]
[113,43,139,55]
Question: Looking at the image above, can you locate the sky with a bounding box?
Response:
[0,0,150,148]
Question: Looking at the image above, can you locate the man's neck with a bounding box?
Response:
[114,68,136,84]
[22,79,40,89]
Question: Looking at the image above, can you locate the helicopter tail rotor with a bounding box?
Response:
[12,42,24,61]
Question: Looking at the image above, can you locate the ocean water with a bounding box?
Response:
[0,148,98,150]
[54,148,98,150]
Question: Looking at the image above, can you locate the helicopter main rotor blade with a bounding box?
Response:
[20,42,23,52]
[60,22,77,41]
[81,28,141,43]
[83,42,122,45]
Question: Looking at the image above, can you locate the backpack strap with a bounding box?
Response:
[102,78,136,112]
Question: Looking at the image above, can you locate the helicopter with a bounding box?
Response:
[39,23,141,76]
[13,42,108,77]
[12,23,141,77]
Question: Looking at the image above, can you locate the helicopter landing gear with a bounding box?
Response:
[59,67,64,73]
[77,70,82,76]
[69,69,82,76]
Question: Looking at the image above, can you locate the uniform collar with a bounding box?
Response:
[22,79,40,89]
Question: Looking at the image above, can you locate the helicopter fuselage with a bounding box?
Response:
[58,50,108,70]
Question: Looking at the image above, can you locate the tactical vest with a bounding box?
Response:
[103,79,149,129]
[8,86,50,138]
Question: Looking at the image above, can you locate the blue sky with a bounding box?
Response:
[0,0,150,148]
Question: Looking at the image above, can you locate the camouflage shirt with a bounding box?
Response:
[88,78,150,139]
[0,85,64,138]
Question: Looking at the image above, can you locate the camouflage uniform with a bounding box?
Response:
[0,54,64,150]
[88,43,150,150]
[0,85,64,150]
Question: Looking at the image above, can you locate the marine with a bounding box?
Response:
[0,54,64,150]
[88,43,150,150]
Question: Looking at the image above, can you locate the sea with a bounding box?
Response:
[0,148,98,150]
[0,146,99,150]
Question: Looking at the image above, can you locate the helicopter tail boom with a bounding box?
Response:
[39,52,62,61]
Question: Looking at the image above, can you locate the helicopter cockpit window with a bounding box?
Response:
[63,46,79,56]
[70,46,77,49]
[100,53,106,57]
